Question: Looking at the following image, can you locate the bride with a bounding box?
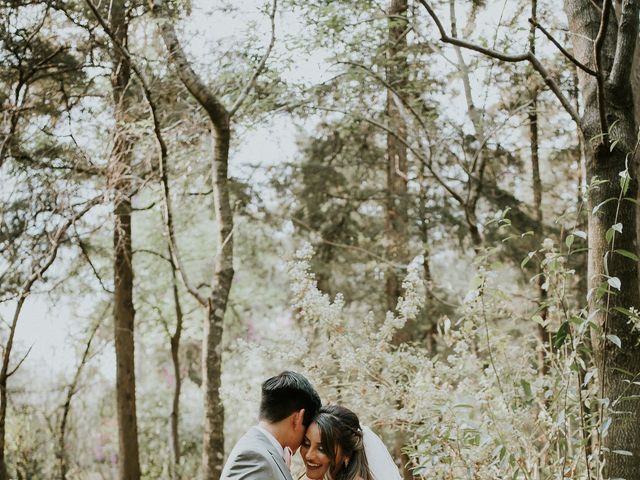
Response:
[298,405,402,480]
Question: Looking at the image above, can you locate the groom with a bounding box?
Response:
[220,371,321,479]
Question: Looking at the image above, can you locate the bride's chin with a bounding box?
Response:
[305,468,322,479]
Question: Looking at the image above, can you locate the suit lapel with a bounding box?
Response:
[251,427,293,480]
[268,450,293,480]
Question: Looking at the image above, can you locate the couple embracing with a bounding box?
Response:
[221,371,402,480]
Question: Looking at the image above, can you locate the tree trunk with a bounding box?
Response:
[154,12,235,477]
[202,121,234,480]
[528,0,550,377]
[169,247,183,477]
[0,296,26,480]
[385,0,410,316]
[58,318,101,479]
[565,1,640,477]
[109,1,141,478]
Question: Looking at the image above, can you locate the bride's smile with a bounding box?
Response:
[300,422,344,479]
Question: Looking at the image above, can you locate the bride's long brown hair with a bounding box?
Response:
[313,405,374,480]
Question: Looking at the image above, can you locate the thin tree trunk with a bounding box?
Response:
[202,120,234,479]
[448,0,486,250]
[565,1,640,477]
[168,246,183,477]
[385,0,409,315]
[109,1,140,478]
[151,2,274,475]
[58,317,102,479]
[0,295,26,480]
[528,0,550,378]
[154,9,233,478]
[418,162,435,351]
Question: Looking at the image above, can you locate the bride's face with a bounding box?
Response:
[299,422,343,479]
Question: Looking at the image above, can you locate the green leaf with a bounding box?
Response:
[565,235,574,249]
[583,370,595,387]
[620,174,630,195]
[521,251,535,269]
[614,249,640,261]
[606,228,615,244]
[554,321,570,349]
[611,366,635,377]
[614,306,640,319]
[607,334,622,348]
[599,417,612,434]
[608,277,621,290]
[612,450,633,456]
[593,198,616,215]
[521,380,532,398]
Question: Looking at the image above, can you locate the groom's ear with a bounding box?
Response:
[295,409,306,429]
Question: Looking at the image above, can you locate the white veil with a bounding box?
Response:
[362,426,403,480]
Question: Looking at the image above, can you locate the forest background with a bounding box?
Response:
[2,0,640,479]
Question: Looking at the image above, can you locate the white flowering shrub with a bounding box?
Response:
[228,236,603,479]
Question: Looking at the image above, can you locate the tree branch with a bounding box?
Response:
[594,0,612,143]
[528,19,597,76]
[6,345,32,378]
[338,61,431,134]
[418,0,529,62]
[417,0,582,127]
[149,0,229,129]
[309,105,466,205]
[229,0,277,117]
[609,0,639,94]
[74,231,113,294]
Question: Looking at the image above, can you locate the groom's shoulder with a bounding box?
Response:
[229,427,271,455]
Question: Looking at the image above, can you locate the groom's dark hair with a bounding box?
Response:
[259,371,321,427]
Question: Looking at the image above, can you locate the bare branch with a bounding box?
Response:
[529,19,597,76]
[338,61,430,134]
[310,105,466,205]
[290,217,404,269]
[6,345,32,378]
[1,194,103,403]
[74,232,113,294]
[418,0,529,62]
[134,248,171,263]
[527,54,582,126]
[417,0,582,127]
[229,0,277,117]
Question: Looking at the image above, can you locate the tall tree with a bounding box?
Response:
[150,1,276,477]
[108,1,141,477]
[528,0,550,376]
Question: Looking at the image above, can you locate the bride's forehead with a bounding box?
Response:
[305,422,322,441]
